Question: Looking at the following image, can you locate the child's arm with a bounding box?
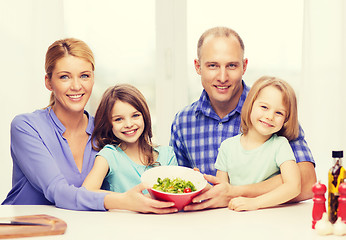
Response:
[82,156,109,191]
[229,160,301,211]
[216,170,229,183]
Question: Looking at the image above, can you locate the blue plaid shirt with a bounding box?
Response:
[170,81,315,176]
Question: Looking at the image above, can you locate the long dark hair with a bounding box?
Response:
[92,84,155,165]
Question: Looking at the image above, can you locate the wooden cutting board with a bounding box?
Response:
[0,214,67,239]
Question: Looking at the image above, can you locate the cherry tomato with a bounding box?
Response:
[184,187,192,193]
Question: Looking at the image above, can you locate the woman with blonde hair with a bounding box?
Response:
[2,38,177,213]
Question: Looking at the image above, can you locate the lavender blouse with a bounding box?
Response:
[2,108,107,211]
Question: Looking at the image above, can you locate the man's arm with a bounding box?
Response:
[229,160,301,211]
[228,126,316,201]
[289,125,317,201]
[235,161,316,200]
[184,161,316,211]
[289,161,316,202]
[184,174,282,211]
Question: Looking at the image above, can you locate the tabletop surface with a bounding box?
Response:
[0,200,341,240]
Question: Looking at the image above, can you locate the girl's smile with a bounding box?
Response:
[122,128,138,136]
[249,85,287,140]
[259,120,274,128]
[111,100,145,146]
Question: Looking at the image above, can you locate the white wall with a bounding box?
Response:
[0,0,65,201]
[1,0,345,202]
[299,0,346,184]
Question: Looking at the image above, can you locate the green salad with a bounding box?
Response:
[153,177,197,194]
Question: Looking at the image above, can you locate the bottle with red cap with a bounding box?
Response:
[328,150,346,223]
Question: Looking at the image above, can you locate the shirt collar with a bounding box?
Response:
[234,81,250,114]
[47,107,93,135]
[196,90,216,119]
[196,80,250,120]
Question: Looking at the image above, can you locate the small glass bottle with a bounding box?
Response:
[328,150,346,223]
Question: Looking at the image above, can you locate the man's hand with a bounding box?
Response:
[183,174,232,211]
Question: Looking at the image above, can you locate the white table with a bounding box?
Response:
[0,200,339,240]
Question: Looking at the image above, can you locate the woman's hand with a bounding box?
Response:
[104,183,178,214]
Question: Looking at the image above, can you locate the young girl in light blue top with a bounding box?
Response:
[83,84,177,193]
[215,76,301,211]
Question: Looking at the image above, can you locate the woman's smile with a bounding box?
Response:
[67,93,84,99]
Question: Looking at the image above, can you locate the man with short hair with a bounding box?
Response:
[170,26,316,210]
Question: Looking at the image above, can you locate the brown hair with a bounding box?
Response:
[241,76,299,141]
[197,26,245,59]
[92,84,156,166]
[45,38,95,107]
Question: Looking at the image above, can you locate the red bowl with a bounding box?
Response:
[141,166,207,211]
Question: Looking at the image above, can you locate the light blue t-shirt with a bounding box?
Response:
[98,145,178,193]
[215,134,295,185]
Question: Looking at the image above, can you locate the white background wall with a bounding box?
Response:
[0,0,345,202]
[0,0,65,202]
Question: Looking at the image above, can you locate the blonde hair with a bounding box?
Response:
[45,38,95,107]
[241,76,299,141]
[197,26,244,59]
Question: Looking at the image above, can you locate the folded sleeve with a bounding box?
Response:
[289,125,315,166]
